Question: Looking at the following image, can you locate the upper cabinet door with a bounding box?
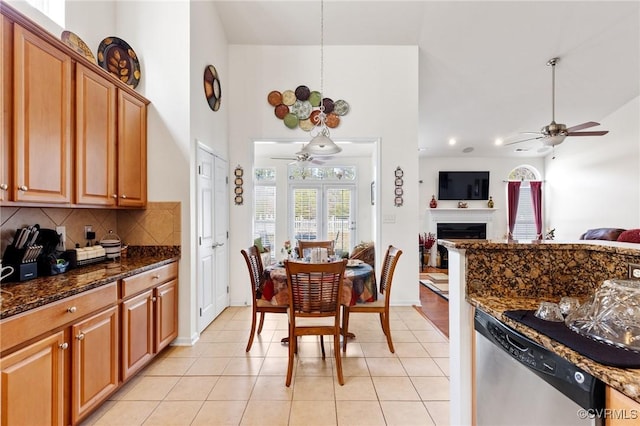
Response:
[117,90,147,208]
[75,64,117,206]
[13,24,72,204]
[1,15,12,203]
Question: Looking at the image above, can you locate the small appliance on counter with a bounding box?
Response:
[1,225,62,282]
[100,230,122,259]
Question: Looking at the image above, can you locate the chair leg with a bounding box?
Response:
[245,308,257,352]
[320,335,326,359]
[286,327,295,386]
[257,310,266,334]
[381,312,395,353]
[334,331,344,385]
[342,307,350,352]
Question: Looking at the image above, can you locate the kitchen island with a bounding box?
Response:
[443,239,640,425]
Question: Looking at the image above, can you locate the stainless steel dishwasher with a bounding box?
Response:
[474,308,605,426]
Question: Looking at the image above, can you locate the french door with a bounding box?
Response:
[289,184,356,254]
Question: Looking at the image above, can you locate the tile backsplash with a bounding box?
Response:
[1,202,181,255]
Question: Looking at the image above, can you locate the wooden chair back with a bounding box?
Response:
[284,259,347,318]
[297,240,335,258]
[379,245,402,299]
[241,245,265,300]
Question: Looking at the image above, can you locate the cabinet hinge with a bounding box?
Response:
[199,236,201,245]
[227,286,229,294]
[225,176,229,184]
[199,308,202,317]
[227,231,229,239]
[198,165,201,175]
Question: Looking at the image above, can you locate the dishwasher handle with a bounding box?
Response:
[506,335,529,352]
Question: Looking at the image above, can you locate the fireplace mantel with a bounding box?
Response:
[426,208,498,238]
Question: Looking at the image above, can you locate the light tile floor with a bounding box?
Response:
[81,306,450,426]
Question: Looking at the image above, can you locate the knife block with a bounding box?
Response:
[1,245,40,282]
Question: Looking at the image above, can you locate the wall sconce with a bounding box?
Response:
[394,166,404,207]
[234,165,244,205]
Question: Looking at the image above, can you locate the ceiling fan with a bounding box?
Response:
[506,57,609,148]
[270,152,326,165]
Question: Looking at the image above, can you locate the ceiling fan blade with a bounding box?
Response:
[271,156,296,160]
[504,135,543,146]
[566,121,600,133]
[567,130,609,137]
[311,160,325,165]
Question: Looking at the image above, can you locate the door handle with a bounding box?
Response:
[212,242,225,248]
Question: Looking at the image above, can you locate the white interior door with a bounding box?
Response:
[213,156,229,317]
[196,146,216,332]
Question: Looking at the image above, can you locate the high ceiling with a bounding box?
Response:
[215,1,640,158]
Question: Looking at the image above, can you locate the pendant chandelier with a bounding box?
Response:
[299,0,342,156]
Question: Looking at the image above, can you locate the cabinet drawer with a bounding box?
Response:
[0,282,117,353]
[121,263,178,299]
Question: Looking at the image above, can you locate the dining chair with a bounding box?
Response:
[241,245,287,352]
[297,240,335,258]
[284,259,347,386]
[342,245,403,353]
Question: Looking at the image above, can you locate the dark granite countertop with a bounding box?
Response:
[440,238,640,256]
[1,247,180,319]
[468,295,640,404]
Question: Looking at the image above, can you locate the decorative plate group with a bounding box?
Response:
[394,167,404,207]
[60,31,142,90]
[234,166,244,205]
[268,85,349,131]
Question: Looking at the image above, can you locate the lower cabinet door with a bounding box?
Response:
[121,289,153,380]
[71,305,119,424]
[0,331,66,426]
[155,279,178,352]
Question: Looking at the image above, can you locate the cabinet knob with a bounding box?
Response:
[152,296,157,302]
[152,275,160,279]
[67,306,77,313]
[59,342,69,350]
[112,194,118,199]
[76,333,85,341]
[0,183,7,190]
[121,194,127,199]
[18,185,28,191]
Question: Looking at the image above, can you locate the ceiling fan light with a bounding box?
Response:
[300,134,342,155]
[543,135,566,147]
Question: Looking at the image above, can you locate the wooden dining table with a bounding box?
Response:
[261,260,378,307]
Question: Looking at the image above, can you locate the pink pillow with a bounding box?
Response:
[617,229,640,243]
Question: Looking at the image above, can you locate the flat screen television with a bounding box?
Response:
[438,171,490,200]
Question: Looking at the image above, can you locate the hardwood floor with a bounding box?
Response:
[417,268,449,337]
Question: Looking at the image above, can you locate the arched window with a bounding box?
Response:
[508,165,542,240]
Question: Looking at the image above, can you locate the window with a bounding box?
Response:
[254,168,276,259]
[25,0,65,27]
[508,166,541,241]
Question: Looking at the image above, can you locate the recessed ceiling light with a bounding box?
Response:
[418,147,428,152]
[448,138,457,146]
[494,138,503,146]
[462,147,474,153]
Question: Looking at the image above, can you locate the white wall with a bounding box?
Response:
[545,96,640,240]
[229,45,420,306]
[419,156,545,239]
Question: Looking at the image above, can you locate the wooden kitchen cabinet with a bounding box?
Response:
[117,90,147,207]
[121,262,178,380]
[71,305,119,424]
[0,331,66,426]
[75,64,117,206]
[606,386,640,426]
[12,23,72,204]
[0,283,118,426]
[1,14,12,203]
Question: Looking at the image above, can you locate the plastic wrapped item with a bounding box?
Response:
[565,279,640,352]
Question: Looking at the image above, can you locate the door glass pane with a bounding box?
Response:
[293,188,318,241]
[254,185,276,254]
[327,187,353,254]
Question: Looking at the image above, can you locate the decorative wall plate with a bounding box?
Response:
[97,37,141,88]
[61,31,96,63]
[203,65,222,111]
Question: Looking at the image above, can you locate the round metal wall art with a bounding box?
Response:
[267,84,349,131]
[204,65,222,111]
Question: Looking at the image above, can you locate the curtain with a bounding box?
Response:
[507,181,521,239]
[530,181,543,240]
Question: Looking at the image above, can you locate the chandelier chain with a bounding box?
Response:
[319,0,324,113]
